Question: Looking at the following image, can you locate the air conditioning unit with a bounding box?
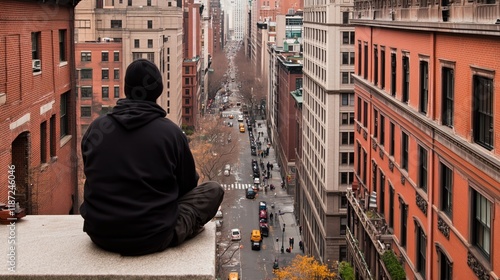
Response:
[32,59,41,72]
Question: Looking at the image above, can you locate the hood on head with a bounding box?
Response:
[109,99,166,130]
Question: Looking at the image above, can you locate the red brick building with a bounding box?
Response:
[347,1,500,279]
[182,0,202,128]
[75,41,123,204]
[0,0,80,214]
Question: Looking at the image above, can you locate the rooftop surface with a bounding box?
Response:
[0,215,216,279]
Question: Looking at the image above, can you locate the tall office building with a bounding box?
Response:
[233,0,246,40]
[346,1,500,279]
[299,0,355,266]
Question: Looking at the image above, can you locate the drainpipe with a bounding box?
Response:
[426,31,437,280]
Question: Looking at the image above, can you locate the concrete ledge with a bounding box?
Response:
[0,215,216,280]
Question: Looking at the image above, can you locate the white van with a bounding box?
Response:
[237,115,244,122]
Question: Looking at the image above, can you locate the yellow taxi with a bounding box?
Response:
[228,271,240,280]
[239,124,245,133]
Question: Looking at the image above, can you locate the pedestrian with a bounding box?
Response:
[80,59,224,256]
[291,237,294,249]
[289,237,292,247]
[299,225,302,235]
[270,212,274,220]
[299,240,304,252]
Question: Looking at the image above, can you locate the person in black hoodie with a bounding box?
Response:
[80,59,224,256]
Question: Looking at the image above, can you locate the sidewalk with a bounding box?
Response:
[252,119,303,261]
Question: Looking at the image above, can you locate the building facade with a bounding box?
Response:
[75,0,185,125]
[300,0,355,266]
[0,0,81,214]
[347,1,500,279]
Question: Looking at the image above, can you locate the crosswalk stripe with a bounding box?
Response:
[221,183,255,190]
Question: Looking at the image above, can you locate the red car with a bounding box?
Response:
[259,210,268,221]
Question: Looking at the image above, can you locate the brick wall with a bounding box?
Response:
[0,0,78,214]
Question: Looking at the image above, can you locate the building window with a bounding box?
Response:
[363,101,368,127]
[416,224,426,277]
[32,31,41,60]
[341,195,348,208]
[134,39,140,48]
[114,69,119,79]
[391,52,396,96]
[402,55,409,103]
[380,48,386,89]
[185,98,190,104]
[379,170,385,214]
[420,61,429,113]
[341,72,350,84]
[59,30,67,62]
[362,149,367,183]
[440,163,453,217]
[341,52,355,65]
[340,172,354,184]
[373,109,378,138]
[147,20,153,29]
[81,86,92,98]
[102,86,109,99]
[40,121,47,164]
[340,217,346,235]
[439,251,453,280]
[128,0,132,5]
[113,51,120,61]
[401,132,408,171]
[357,42,362,75]
[357,143,361,178]
[342,11,349,24]
[380,115,385,146]
[60,92,69,138]
[419,145,428,192]
[389,122,395,156]
[343,31,354,44]
[341,93,354,106]
[363,43,368,79]
[341,113,355,125]
[357,97,362,122]
[295,78,303,89]
[442,67,454,127]
[81,51,91,62]
[341,132,355,145]
[101,52,109,62]
[147,0,151,6]
[80,69,92,79]
[472,189,491,258]
[339,246,347,262]
[50,115,56,157]
[374,46,378,85]
[114,86,120,98]
[81,106,91,117]
[389,186,394,227]
[148,39,153,48]
[400,200,407,247]
[340,152,354,165]
[372,161,378,192]
[111,20,122,28]
[102,69,109,80]
[473,75,493,150]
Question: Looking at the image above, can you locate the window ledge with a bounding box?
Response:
[60,135,72,148]
[0,215,217,279]
[59,61,68,67]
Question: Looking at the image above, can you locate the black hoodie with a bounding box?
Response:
[80,99,199,255]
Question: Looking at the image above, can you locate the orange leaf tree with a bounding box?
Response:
[189,115,238,181]
[273,255,336,280]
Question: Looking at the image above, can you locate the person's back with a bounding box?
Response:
[80,59,224,256]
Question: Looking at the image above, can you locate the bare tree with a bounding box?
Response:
[233,47,266,118]
[207,50,229,100]
[189,115,238,181]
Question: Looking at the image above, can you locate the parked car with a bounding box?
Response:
[259,219,269,237]
[231,228,241,241]
[259,209,267,221]
[259,201,267,211]
[223,164,231,176]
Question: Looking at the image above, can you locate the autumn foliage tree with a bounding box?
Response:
[273,255,336,280]
[188,115,238,181]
